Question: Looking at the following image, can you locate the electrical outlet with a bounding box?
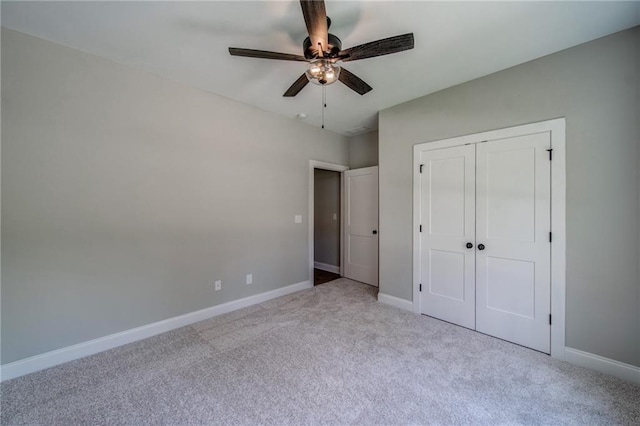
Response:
[294,215,302,224]
[214,280,221,291]
[333,213,337,220]
[246,274,253,285]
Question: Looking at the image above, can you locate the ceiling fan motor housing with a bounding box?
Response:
[303,33,342,59]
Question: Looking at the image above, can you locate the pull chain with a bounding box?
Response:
[321,85,327,129]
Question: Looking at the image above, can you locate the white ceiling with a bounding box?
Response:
[2,1,639,135]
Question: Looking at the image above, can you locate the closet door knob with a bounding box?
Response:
[478,244,485,251]
[466,242,473,249]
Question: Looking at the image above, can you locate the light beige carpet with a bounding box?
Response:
[2,278,639,424]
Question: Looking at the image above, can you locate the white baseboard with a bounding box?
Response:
[564,347,640,385]
[313,261,340,274]
[0,280,312,382]
[377,292,413,312]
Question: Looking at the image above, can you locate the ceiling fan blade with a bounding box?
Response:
[338,67,372,95]
[300,0,328,56]
[229,48,307,62]
[283,74,310,97]
[338,33,414,62]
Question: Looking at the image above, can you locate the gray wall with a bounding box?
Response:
[314,169,340,267]
[348,131,378,169]
[379,27,640,367]
[1,29,349,364]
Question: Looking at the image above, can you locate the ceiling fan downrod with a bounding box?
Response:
[303,17,342,59]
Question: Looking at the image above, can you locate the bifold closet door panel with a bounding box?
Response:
[419,145,476,329]
[475,133,552,354]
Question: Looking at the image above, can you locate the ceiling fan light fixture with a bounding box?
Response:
[305,59,340,86]
[229,1,414,99]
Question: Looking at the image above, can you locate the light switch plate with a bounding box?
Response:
[294,215,302,223]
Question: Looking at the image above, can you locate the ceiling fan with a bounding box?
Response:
[229,0,415,97]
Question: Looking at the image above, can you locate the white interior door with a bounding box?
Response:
[417,132,552,353]
[419,145,476,329]
[344,166,378,286]
[475,134,551,353]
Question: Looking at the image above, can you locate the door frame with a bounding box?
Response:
[412,118,566,360]
[309,160,349,283]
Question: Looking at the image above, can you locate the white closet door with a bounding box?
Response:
[419,145,476,329]
[344,166,379,286]
[475,133,551,353]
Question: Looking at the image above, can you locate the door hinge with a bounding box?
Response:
[547,148,553,161]
[549,314,552,325]
[549,232,552,243]
[419,284,422,292]
[419,164,424,173]
[419,225,422,232]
